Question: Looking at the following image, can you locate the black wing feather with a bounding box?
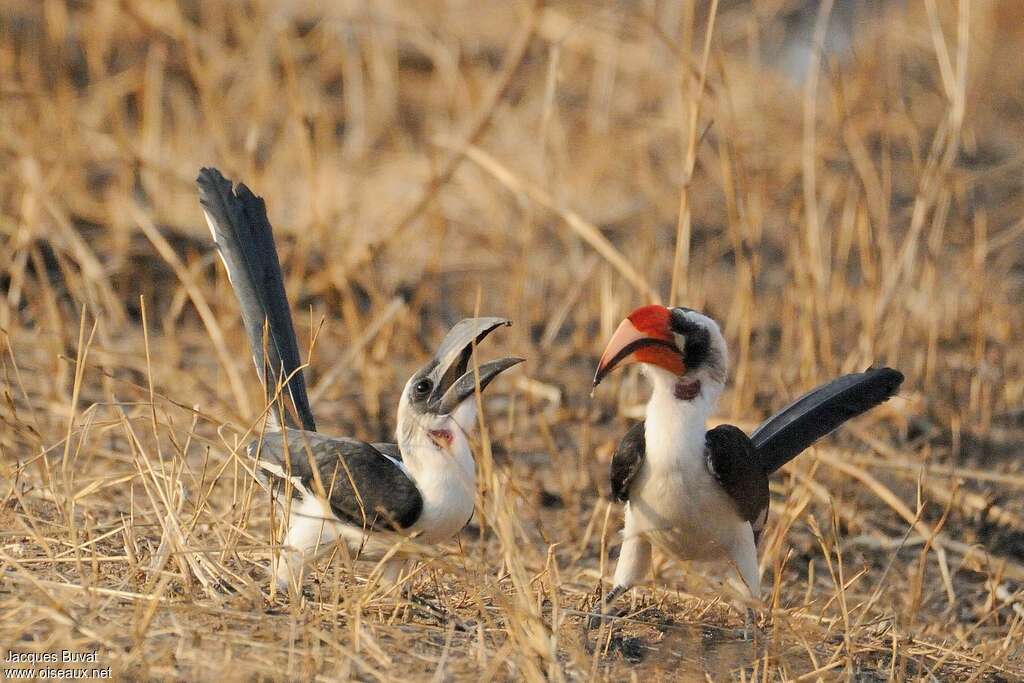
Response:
[251,431,422,530]
[705,425,769,529]
[751,367,903,475]
[197,168,316,432]
[609,422,646,502]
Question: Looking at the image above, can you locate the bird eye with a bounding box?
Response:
[414,379,432,397]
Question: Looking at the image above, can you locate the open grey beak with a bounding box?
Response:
[424,317,523,415]
[433,357,524,415]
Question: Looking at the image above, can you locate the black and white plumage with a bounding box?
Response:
[704,424,769,539]
[251,431,423,530]
[198,168,522,591]
[592,304,903,617]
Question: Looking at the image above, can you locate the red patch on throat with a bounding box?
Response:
[429,429,454,448]
[674,377,701,400]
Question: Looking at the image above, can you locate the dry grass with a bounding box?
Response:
[2,0,1023,680]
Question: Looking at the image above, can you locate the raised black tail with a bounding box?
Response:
[197,167,316,432]
[752,367,903,474]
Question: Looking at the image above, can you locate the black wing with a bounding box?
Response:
[751,367,903,474]
[198,168,316,432]
[372,443,403,463]
[705,424,769,539]
[250,430,422,530]
[609,422,646,503]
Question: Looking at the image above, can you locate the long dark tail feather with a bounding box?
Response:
[752,367,903,474]
[197,167,317,432]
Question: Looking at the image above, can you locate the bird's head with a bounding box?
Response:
[593,305,727,402]
[397,317,522,450]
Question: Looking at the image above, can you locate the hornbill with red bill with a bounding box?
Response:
[591,304,902,622]
[197,168,522,593]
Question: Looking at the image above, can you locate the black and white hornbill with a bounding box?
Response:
[197,168,522,592]
[591,304,903,617]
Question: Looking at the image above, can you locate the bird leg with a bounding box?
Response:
[373,558,471,632]
[728,525,762,641]
[377,557,409,588]
[274,512,336,595]
[743,608,758,641]
[586,532,652,630]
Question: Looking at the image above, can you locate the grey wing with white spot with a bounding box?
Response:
[250,430,423,530]
[609,422,646,503]
[705,425,769,542]
[372,443,403,463]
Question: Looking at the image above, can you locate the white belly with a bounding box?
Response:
[407,475,475,545]
[626,458,745,562]
[403,440,476,545]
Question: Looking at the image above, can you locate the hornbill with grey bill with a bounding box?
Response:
[197,168,522,593]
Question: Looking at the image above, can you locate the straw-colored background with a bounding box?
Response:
[1,1,1022,679]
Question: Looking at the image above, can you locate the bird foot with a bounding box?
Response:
[208,577,238,595]
[740,608,763,642]
[408,594,473,633]
[584,584,629,631]
[586,605,628,631]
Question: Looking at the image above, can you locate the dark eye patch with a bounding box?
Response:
[669,309,710,370]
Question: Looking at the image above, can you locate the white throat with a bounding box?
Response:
[395,404,477,543]
[643,367,719,470]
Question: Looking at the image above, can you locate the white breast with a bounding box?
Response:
[628,448,741,562]
[626,369,745,561]
[404,436,476,544]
